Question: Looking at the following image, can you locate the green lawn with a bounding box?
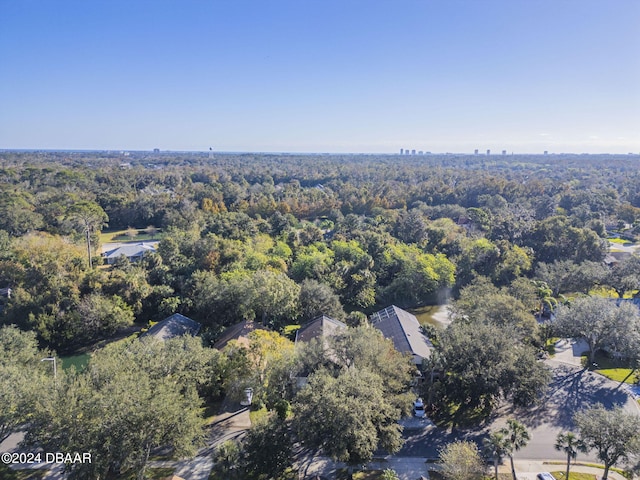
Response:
[282,324,301,340]
[589,286,638,299]
[607,238,633,245]
[551,472,596,480]
[100,228,163,244]
[584,351,637,384]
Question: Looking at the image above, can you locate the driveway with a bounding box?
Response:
[552,338,588,367]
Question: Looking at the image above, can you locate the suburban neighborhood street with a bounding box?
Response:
[398,343,639,465]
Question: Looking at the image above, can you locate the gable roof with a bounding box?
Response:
[213,319,265,350]
[295,315,347,345]
[141,313,201,341]
[369,305,432,362]
[103,242,156,260]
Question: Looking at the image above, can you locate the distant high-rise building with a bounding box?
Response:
[502,150,506,155]
[405,150,410,155]
[411,149,416,155]
[486,149,491,155]
[209,147,214,159]
[153,148,160,153]
[400,148,404,155]
[418,151,423,155]
[474,149,479,155]
[544,150,548,155]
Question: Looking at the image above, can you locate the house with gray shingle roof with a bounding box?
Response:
[141,313,201,341]
[103,242,157,264]
[369,305,432,365]
[295,315,347,345]
[213,319,265,350]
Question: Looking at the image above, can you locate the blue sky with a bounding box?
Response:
[1,0,639,153]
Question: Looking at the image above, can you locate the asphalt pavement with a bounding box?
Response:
[399,355,639,463]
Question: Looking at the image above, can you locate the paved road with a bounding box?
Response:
[516,360,639,460]
[399,359,639,462]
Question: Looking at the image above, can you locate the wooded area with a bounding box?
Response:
[1,151,640,479]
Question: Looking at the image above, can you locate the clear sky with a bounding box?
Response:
[1,0,639,154]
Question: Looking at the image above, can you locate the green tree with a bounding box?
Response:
[76,293,135,339]
[0,326,52,442]
[502,419,530,480]
[574,405,640,480]
[300,326,415,407]
[298,279,346,321]
[144,225,159,239]
[553,296,640,365]
[436,322,549,415]
[293,367,404,465]
[555,432,588,480]
[241,416,292,480]
[213,440,241,479]
[483,431,510,480]
[440,440,485,480]
[67,201,109,268]
[452,277,539,342]
[381,468,400,480]
[378,243,455,305]
[26,337,215,480]
[605,255,640,299]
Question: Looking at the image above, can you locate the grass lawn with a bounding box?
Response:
[583,351,637,384]
[588,286,638,299]
[282,324,301,341]
[608,238,632,245]
[100,228,162,244]
[60,353,91,371]
[551,472,596,480]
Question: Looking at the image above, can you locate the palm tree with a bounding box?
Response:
[535,280,557,318]
[67,201,108,269]
[555,432,587,480]
[483,430,509,480]
[502,419,530,480]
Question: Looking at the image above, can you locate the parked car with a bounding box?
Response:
[537,473,555,480]
[413,398,425,418]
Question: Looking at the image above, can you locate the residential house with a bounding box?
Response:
[293,315,347,389]
[369,305,432,365]
[294,315,347,345]
[213,319,265,350]
[141,313,201,341]
[103,242,157,265]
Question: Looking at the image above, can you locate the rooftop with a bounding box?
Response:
[370,305,432,362]
[295,315,347,345]
[141,313,201,341]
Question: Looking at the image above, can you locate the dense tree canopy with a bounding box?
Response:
[553,296,640,364]
[574,405,640,480]
[26,336,221,480]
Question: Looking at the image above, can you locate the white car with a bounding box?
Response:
[413,398,425,418]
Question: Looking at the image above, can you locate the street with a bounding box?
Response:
[399,358,639,463]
